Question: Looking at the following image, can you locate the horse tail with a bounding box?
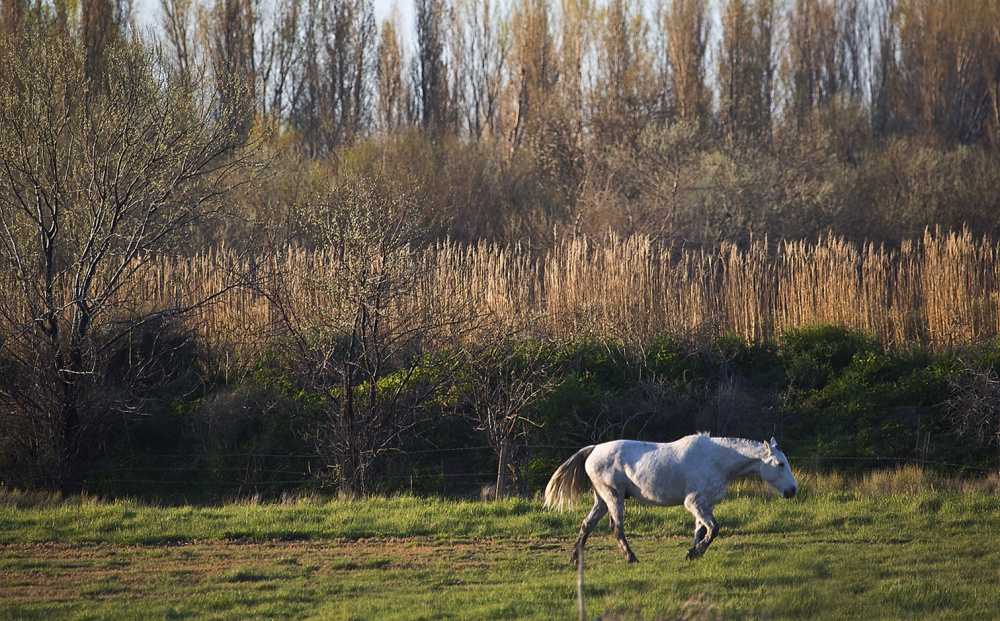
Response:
[544,445,595,510]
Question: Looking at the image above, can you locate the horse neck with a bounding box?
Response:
[713,437,768,481]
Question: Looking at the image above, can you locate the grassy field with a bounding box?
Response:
[2,473,999,620]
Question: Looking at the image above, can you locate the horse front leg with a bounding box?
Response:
[693,520,708,547]
[571,495,608,565]
[686,521,718,560]
[684,495,719,560]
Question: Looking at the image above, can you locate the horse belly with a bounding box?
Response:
[625,467,688,507]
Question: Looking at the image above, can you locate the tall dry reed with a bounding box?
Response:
[169,230,1000,355]
[10,230,995,372]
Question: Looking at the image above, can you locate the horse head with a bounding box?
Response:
[760,437,798,499]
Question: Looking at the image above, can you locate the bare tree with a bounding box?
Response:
[718,0,775,141]
[559,0,590,132]
[458,336,557,499]
[836,0,867,101]
[0,0,26,34]
[508,0,557,151]
[268,178,471,497]
[291,0,375,153]
[160,0,197,93]
[456,0,508,139]
[0,25,256,490]
[322,0,376,146]
[869,0,898,135]
[415,0,452,134]
[782,0,839,126]
[256,0,303,121]
[293,0,323,152]
[633,119,705,238]
[663,0,710,125]
[592,0,657,144]
[208,0,257,139]
[81,0,123,87]
[376,16,408,134]
[946,363,1000,447]
[895,0,996,146]
[988,2,1000,151]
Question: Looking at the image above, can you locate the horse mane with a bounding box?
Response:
[706,434,770,459]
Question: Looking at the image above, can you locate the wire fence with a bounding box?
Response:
[13,447,992,495]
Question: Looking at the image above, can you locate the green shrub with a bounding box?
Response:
[780,341,989,471]
[782,325,881,390]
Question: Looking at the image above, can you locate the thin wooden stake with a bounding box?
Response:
[577,545,585,621]
[496,438,511,501]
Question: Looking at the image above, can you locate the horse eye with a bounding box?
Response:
[778,462,785,469]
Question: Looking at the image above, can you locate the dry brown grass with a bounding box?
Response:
[22,229,996,371]
[186,232,995,352]
[792,464,1000,495]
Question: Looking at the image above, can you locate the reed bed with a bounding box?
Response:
[11,229,998,368]
[169,230,1000,355]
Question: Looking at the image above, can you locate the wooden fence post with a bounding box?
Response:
[496,438,512,501]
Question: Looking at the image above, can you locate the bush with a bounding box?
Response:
[779,339,999,472]
[781,325,881,390]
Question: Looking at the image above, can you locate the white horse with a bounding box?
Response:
[544,433,798,563]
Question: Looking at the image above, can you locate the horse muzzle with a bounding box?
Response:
[783,487,797,499]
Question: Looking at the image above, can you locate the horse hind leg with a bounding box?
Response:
[571,494,607,565]
[603,489,638,563]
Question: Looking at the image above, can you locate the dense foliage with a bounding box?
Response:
[4,0,998,249]
[11,325,997,501]
[2,1,1000,498]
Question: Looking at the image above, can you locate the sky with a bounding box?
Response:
[374,0,413,32]
[374,0,415,49]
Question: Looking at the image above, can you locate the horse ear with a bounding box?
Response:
[765,440,773,454]
[769,437,778,450]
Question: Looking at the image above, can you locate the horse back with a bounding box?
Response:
[586,439,696,507]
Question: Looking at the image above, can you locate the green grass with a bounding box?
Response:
[1,478,999,620]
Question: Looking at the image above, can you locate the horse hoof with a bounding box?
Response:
[686,548,701,561]
[626,555,639,564]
